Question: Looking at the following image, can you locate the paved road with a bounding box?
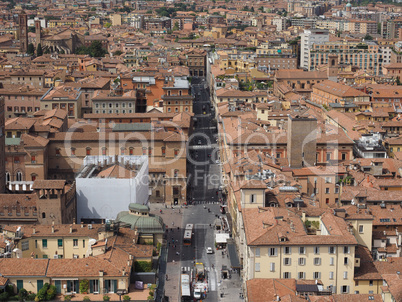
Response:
[187,77,222,205]
[154,77,243,302]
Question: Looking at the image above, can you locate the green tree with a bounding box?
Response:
[396,76,401,86]
[36,43,43,57]
[364,34,373,40]
[91,7,96,11]
[377,22,382,35]
[113,50,123,56]
[258,6,264,11]
[173,21,179,31]
[27,43,35,55]
[28,26,35,33]
[104,22,112,28]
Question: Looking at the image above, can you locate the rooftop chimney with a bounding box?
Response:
[81,222,84,228]
[33,226,36,234]
[69,224,73,234]
[73,218,76,224]
[51,225,54,234]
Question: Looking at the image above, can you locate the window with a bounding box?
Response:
[174,149,179,157]
[299,247,305,254]
[344,246,350,254]
[83,240,85,248]
[71,148,76,156]
[31,155,36,163]
[284,247,291,255]
[314,258,321,265]
[343,271,348,279]
[313,272,321,279]
[162,147,166,156]
[270,262,275,272]
[325,177,331,183]
[55,148,60,156]
[102,148,106,155]
[58,239,63,247]
[250,194,255,203]
[298,272,306,279]
[369,280,373,286]
[21,241,29,251]
[341,285,349,294]
[329,246,336,254]
[325,188,330,194]
[148,147,152,156]
[142,148,146,155]
[73,239,78,247]
[255,248,260,257]
[42,239,47,248]
[326,153,331,161]
[86,148,91,156]
[284,258,291,266]
[329,271,334,280]
[255,263,260,272]
[330,257,334,266]
[359,225,364,233]
[299,258,306,265]
[344,257,349,265]
[314,247,320,255]
[283,272,291,279]
[42,212,46,218]
[269,248,277,256]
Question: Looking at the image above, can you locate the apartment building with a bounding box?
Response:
[161,76,193,114]
[292,166,347,207]
[309,41,384,75]
[92,90,136,115]
[242,207,358,295]
[40,86,83,118]
[300,29,329,70]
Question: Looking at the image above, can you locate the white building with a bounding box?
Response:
[76,155,149,223]
[272,18,287,32]
[300,29,329,70]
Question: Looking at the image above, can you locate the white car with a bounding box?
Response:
[206,247,214,254]
[216,160,220,164]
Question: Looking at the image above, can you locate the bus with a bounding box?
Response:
[180,274,192,301]
[183,224,194,246]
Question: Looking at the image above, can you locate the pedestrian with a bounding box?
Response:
[166,274,168,281]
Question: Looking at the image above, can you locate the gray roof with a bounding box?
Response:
[129,203,149,212]
[116,211,165,234]
[113,123,152,132]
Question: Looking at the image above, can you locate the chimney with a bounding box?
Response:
[33,226,36,234]
[127,259,130,267]
[81,222,84,228]
[52,220,55,226]
[73,218,76,224]
[122,268,126,276]
[69,224,73,234]
[51,225,54,234]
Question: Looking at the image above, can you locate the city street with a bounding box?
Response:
[153,78,242,302]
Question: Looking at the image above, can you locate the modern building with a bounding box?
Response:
[76,155,149,223]
[353,133,388,159]
[300,29,329,70]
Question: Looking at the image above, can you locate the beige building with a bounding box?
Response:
[242,207,358,295]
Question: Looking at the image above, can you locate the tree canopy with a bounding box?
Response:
[75,41,108,57]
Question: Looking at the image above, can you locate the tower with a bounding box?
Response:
[327,54,338,82]
[18,11,28,53]
[287,115,317,169]
[0,97,5,193]
[35,19,41,48]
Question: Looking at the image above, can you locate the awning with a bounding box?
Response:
[215,233,230,244]
[51,278,79,281]
[227,242,241,269]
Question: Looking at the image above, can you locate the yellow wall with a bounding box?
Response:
[348,219,373,251]
[354,279,382,294]
[9,277,51,294]
[241,189,265,208]
[248,244,356,294]
[18,236,93,259]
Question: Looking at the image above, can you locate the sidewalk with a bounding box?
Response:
[150,204,184,302]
